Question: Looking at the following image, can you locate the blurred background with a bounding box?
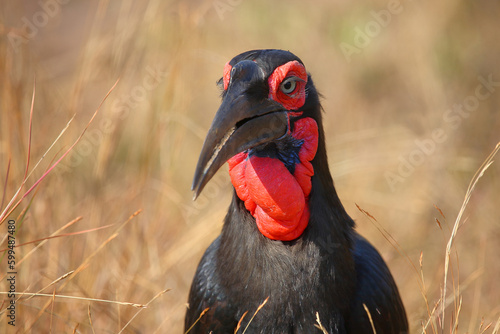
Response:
[1,0,499,332]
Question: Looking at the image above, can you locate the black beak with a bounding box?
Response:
[192,60,289,199]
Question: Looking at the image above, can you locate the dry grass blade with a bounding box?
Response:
[24,209,141,331]
[1,159,10,210]
[0,216,82,281]
[418,251,437,334]
[433,204,446,219]
[468,240,486,333]
[0,79,36,224]
[49,289,56,333]
[493,315,500,334]
[435,218,442,230]
[24,76,35,181]
[19,114,76,191]
[441,141,500,330]
[184,307,210,334]
[235,311,248,333]
[17,216,82,267]
[450,296,463,334]
[0,79,119,224]
[356,202,450,333]
[314,312,329,334]
[355,204,424,295]
[0,291,148,308]
[89,303,96,334]
[355,203,419,278]
[69,209,142,280]
[363,304,377,334]
[421,268,483,333]
[242,297,269,334]
[24,270,75,303]
[477,317,490,334]
[0,223,113,252]
[118,289,170,334]
[356,205,378,222]
[422,299,441,333]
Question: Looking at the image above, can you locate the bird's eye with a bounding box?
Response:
[280,77,298,95]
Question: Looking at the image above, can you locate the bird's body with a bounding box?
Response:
[186,49,408,333]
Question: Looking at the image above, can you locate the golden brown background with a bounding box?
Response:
[1,0,499,332]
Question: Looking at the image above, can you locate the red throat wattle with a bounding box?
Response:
[228,117,318,241]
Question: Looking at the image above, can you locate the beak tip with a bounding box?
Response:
[191,179,200,200]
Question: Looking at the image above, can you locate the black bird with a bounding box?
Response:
[186,49,408,334]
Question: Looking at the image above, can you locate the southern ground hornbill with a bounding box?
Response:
[185,49,408,333]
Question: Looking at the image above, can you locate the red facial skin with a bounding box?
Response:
[223,62,232,91]
[268,60,307,111]
[226,61,318,241]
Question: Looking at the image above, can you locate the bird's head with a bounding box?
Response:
[192,49,322,195]
[192,49,325,240]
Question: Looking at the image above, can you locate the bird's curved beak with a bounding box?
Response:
[192,62,288,199]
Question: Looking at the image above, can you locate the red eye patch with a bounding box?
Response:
[268,60,307,110]
[223,62,232,91]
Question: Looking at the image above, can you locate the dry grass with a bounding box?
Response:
[1,0,500,333]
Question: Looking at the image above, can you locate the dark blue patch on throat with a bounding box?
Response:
[248,135,304,175]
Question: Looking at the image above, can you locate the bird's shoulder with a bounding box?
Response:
[345,234,409,334]
[185,236,237,333]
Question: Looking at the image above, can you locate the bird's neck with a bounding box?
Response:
[216,161,357,324]
[227,117,318,241]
